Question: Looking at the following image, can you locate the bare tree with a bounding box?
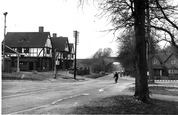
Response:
[77,0,178,102]
[150,0,178,50]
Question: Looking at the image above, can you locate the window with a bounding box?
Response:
[171,60,176,64]
[17,48,22,53]
[29,48,38,57]
[153,59,157,64]
[46,48,50,54]
[168,69,174,74]
[23,48,29,53]
[65,44,68,48]
[175,70,178,74]
[19,37,26,42]
[20,62,27,65]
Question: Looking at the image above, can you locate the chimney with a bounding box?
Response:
[39,26,44,32]
[53,33,57,37]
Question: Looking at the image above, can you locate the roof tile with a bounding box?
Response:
[5,32,50,48]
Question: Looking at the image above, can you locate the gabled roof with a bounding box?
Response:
[51,37,69,52]
[164,53,178,62]
[69,43,74,54]
[153,53,172,63]
[5,32,51,48]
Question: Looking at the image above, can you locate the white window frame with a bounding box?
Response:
[171,60,176,64]
[153,59,157,64]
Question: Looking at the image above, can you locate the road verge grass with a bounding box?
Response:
[126,85,178,96]
[71,95,178,114]
[71,83,178,114]
[2,72,86,82]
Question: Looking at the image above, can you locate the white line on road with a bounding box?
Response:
[99,83,133,92]
[7,93,89,115]
[52,93,89,105]
[99,84,115,92]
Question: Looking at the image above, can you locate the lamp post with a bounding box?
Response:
[3,12,8,72]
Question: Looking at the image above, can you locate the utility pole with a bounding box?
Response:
[54,49,57,79]
[73,30,79,79]
[3,12,8,72]
[54,49,59,79]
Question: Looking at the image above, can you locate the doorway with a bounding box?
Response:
[29,62,34,70]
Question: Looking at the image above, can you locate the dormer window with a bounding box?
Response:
[171,60,176,64]
[153,59,157,64]
[19,37,26,42]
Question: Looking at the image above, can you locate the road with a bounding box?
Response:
[2,74,134,114]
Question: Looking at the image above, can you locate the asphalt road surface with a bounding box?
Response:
[2,74,134,114]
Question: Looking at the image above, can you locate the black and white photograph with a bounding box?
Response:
[1,0,178,114]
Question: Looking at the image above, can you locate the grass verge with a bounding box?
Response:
[126,85,178,96]
[2,72,86,82]
[2,72,49,81]
[71,95,178,114]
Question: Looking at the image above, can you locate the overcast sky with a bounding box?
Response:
[0,0,118,59]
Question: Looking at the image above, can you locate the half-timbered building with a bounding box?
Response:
[51,34,71,69]
[5,27,53,71]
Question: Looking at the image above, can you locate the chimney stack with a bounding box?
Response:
[53,33,57,37]
[39,26,44,32]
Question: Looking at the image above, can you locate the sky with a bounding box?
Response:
[0,0,118,59]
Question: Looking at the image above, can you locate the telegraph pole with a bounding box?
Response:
[54,49,57,79]
[73,30,79,79]
[3,12,8,72]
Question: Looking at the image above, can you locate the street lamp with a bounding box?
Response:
[3,12,8,72]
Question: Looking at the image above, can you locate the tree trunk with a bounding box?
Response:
[146,0,155,83]
[148,55,155,82]
[134,0,150,102]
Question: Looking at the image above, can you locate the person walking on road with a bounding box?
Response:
[113,72,119,84]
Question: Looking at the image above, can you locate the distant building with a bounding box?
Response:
[3,27,75,72]
[152,53,178,78]
[164,53,178,76]
[51,34,74,69]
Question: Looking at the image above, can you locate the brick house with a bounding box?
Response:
[164,53,178,76]
[152,53,178,78]
[5,27,53,71]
